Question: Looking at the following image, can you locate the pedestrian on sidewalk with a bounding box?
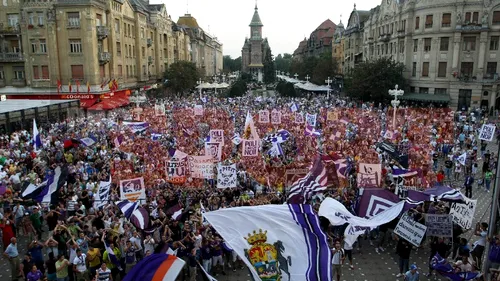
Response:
[464,173,474,198]
[396,237,412,278]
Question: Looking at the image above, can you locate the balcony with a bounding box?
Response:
[456,23,486,33]
[483,73,499,83]
[379,34,391,42]
[0,24,21,34]
[96,26,109,39]
[148,56,153,65]
[0,53,24,62]
[11,78,26,87]
[98,52,111,64]
[147,38,153,47]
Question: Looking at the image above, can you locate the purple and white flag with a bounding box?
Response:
[122,121,149,133]
[305,125,322,137]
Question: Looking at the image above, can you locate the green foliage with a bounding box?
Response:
[275,53,293,73]
[164,61,200,96]
[345,57,407,103]
[289,52,338,84]
[228,79,247,97]
[263,47,275,84]
[276,81,298,97]
[223,56,242,73]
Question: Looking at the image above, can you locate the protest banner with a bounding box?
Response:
[188,155,215,179]
[154,104,166,116]
[271,109,282,124]
[450,197,477,229]
[217,163,237,188]
[294,112,304,124]
[120,177,146,202]
[393,212,427,247]
[194,105,204,116]
[479,124,496,141]
[305,113,317,127]
[259,110,270,123]
[357,163,382,187]
[425,214,452,237]
[285,168,309,187]
[205,142,222,161]
[326,111,338,121]
[166,158,187,185]
[209,129,224,144]
[242,139,259,156]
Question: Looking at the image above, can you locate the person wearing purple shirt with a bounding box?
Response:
[26,265,43,281]
[211,237,226,276]
[201,239,212,274]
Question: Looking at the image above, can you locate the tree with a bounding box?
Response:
[311,52,338,85]
[223,56,242,73]
[228,79,247,97]
[263,47,275,84]
[275,53,292,73]
[345,57,407,103]
[276,81,298,97]
[164,61,200,96]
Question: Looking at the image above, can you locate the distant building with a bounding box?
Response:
[332,20,345,75]
[241,4,270,82]
[177,14,223,77]
[293,19,336,61]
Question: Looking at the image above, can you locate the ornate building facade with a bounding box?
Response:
[340,0,500,110]
[293,19,337,61]
[0,0,197,98]
[241,4,270,82]
[176,14,223,77]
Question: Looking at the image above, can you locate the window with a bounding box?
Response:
[31,40,37,53]
[10,40,20,53]
[37,12,44,25]
[425,15,433,28]
[415,16,420,30]
[473,12,479,24]
[28,12,34,25]
[14,67,25,79]
[438,62,447,77]
[33,65,39,80]
[422,62,430,77]
[399,41,405,53]
[0,67,4,79]
[461,62,474,76]
[115,19,120,33]
[424,38,432,52]
[142,47,145,58]
[141,27,145,38]
[126,65,129,77]
[41,65,49,79]
[486,62,497,75]
[131,45,134,57]
[435,88,447,95]
[442,13,451,27]
[463,36,476,51]
[413,39,418,52]
[412,62,417,77]
[118,65,123,77]
[7,14,19,27]
[96,14,102,26]
[133,65,136,75]
[440,37,449,51]
[69,39,82,53]
[494,11,500,25]
[465,12,471,23]
[490,36,499,51]
[67,12,80,27]
[39,39,47,53]
[71,65,84,80]
[419,87,429,94]
[116,42,121,55]
[142,65,146,75]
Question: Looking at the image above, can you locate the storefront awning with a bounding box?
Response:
[399,93,451,103]
[79,98,98,108]
[87,95,129,111]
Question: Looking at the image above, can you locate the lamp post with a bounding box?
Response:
[305,75,310,82]
[294,73,298,80]
[286,72,290,77]
[325,77,333,99]
[197,78,204,100]
[388,84,404,130]
[221,73,226,82]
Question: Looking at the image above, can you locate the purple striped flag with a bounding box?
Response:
[288,156,328,204]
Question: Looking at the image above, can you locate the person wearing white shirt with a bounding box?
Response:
[331,241,345,281]
[143,235,155,255]
[73,249,88,281]
[472,222,488,268]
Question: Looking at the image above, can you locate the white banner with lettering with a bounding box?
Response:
[479,124,496,142]
[217,163,237,189]
[205,142,222,161]
[259,110,270,123]
[305,113,317,127]
[450,197,477,229]
[271,109,281,124]
[425,214,452,237]
[242,139,259,156]
[188,155,215,179]
[319,197,405,246]
[209,129,224,145]
[194,105,204,116]
[119,177,146,203]
[393,212,427,247]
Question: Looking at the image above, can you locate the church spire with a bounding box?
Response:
[249,1,263,27]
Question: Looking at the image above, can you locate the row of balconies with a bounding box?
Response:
[0,53,24,62]
[0,24,21,35]
[0,78,26,87]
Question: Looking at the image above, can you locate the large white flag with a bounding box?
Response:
[319,197,404,246]
[203,204,331,281]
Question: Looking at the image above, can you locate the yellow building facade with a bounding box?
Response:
[0,0,192,96]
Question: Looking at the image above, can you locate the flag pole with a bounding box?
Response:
[484,141,500,277]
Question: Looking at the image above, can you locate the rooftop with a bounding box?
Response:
[177,14,200,29]
[249,5,263,27]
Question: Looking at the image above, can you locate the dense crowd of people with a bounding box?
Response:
[0,92,497,281]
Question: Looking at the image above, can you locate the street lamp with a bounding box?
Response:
[388,84,404,130]
[305,75,310,82]
[286,72,290,77]
[197,78,204,100]
[325,77,333,99]
[221,73,226,82]
[294,73,298,80]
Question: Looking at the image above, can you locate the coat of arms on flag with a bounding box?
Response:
[244,229,292,281]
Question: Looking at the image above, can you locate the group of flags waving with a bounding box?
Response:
[55,78,119,93]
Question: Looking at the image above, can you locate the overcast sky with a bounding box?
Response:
[154,0,377,58]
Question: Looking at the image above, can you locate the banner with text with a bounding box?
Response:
[194,105,204,116]
[209,129,224,145]
[259,110,270,123]
[188,155,215,179]
[479,124,496,142]
[119,177,146,202]
[166,158,187,185]
[425,214,452,237]
[242,139,259,157]
[271,109,282,124]
[217,163,237,189]
[295,112,304,124]
[450,197,477,229]
[305,113,317,127]
[205,142,222,161]
[394,212,427,247]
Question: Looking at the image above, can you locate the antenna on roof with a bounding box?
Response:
[255,0,258,9]
[186,0,189,14]
[340,14,342,23]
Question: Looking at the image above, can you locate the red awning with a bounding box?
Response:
[79,98,98,108]
[87,95,130,111]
